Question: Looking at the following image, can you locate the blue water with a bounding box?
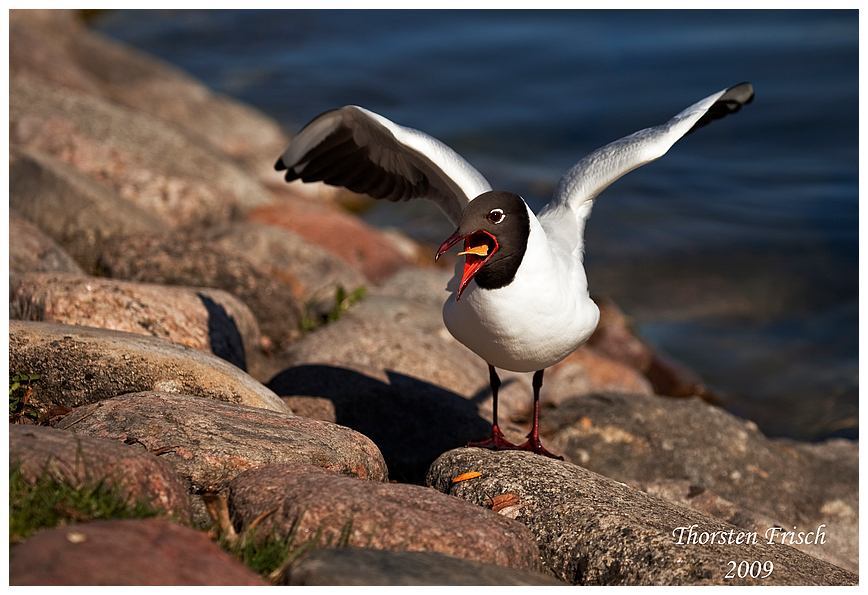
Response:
[93,9,858,441]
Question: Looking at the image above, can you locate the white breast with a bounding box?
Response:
[442,215,600,372]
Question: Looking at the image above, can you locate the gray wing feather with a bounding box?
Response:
[537,82,753,254]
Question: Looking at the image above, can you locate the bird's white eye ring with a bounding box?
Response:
[488,208,505,224]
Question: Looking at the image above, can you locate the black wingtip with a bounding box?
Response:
[275,156,302,182]
[686,81,754,135]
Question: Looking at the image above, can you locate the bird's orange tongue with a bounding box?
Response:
[455,233,497,299]
[458,241,488,289]
[458,242,490,258]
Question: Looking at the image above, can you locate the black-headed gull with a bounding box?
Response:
[276,82,754,459]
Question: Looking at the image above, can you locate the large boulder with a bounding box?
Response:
[229,464,543,572]
[9,148,165,271]
[427,448,857,585]
[10,424,191,523]
[9,213,86,281]
[10,273,259,372]
[541,391,858,571]
[56,392,388,490]
[10,76,272,228]
[9,320,289,415]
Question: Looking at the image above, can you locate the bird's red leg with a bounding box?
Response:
[517,369,564,460]
[467,365,521,451]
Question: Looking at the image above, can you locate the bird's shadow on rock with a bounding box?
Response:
[199,293,246,371]
[268,364,492,483]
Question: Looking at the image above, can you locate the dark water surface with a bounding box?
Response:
[93,9,858,440]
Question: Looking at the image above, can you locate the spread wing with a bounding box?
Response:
[275,106,492,226]
[538,82,754,252]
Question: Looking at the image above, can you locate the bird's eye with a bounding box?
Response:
[488,208,505,224]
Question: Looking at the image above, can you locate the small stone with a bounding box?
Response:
[281,395,337,423]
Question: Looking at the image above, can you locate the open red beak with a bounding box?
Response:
[436,230,498,300]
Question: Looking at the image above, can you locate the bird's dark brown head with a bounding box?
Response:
[436,190,531,299]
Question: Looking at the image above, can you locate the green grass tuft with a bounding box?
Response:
[9,371,41,421]
[216,509,356,584]
[301,285,366,333]
[9,462,162,545]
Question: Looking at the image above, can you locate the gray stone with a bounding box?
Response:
[636,478,857,574]
[541,391,858,572]
[9,320,289,415]
[774,437,860,572]
[372,265,456,308]
[276,314,487,400]
[349,266,455,336]
[427,448,857,585]
[286,547,565,586]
